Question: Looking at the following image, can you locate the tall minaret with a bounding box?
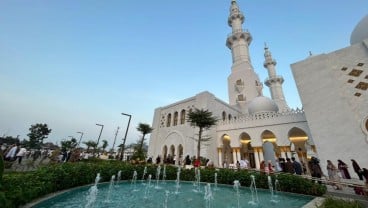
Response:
[263,43,289,111]
[226,0,263,113]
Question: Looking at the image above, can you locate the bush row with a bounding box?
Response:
[1,160,326,207]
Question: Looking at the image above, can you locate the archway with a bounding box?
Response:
[222,134,232,167]
[288,127,309,172]
[239,132,255,168]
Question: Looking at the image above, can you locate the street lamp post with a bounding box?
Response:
[120,113,131,161]
[111,126,120,157]
[77,131,84,147]
[95,124,104,157]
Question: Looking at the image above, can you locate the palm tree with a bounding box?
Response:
[101,140,108,153]
[136,123,153,153]
[187,108,217,161]
[83,140,97,153]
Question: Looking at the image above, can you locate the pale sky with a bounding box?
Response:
[1,0,367,149]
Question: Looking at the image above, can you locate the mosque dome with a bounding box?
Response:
[350,15,368,45]
[248,96,279,114]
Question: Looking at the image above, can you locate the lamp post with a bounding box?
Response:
[111,126,120,157]
[120,113,131,161]
[77,131,84,147]
[95,124,104,157]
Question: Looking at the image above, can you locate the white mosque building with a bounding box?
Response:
[148,0,368,173]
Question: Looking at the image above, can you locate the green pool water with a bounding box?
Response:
[33,181,314,208]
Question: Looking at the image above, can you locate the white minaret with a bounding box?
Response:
[226,0,263,113]
[263,43,289,111]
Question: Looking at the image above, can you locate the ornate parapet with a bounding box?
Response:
[217,108,306,129]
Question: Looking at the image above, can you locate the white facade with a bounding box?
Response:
[291,19,368,174]
[148,0,316,170]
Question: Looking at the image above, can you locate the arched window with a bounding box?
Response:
[228,114,232,120]
[173,111,178,126]
[180,109,186,124]
[222,111,226,121]
[166,113,171,127]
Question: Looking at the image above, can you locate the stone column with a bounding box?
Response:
[232,149,237,165]
[259,148,264,162]
[281,151,286,159]
[254,148,260,169]
[218,148,223,168]
[236,148,241,161]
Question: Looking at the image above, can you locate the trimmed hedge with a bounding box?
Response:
[318,197,364,208]
[1,160,326,207]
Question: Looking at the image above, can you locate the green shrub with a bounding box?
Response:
[318,197,364,208]
[1,161,327,207]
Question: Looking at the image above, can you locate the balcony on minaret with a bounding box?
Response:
[265,76,284,87]
[228,11,244,26]
[226,29,252,49]
[235,79,244,92]
[236,94,246,102]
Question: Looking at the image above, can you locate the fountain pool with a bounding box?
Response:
[33,181,313,208]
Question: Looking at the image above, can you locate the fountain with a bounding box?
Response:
[85,173,101,208]
[175,166,181,194]
[131,171,138,191]
[117,170,121,181]
[144,174,152,198]
[34,173,314,208]
[248,175,259,206]
[155,165,161,189]
[162,165,167,183]
[268,175,279,203]
[214,172,218,191]
[193,168,201,192]
[233,180,240,208]
[105,175,115,203]
[204,183,213,208]
[142,166,147,182]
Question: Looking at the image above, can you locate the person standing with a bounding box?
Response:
[16,145,27,164]
[337,159,351,179]
[285,158,295,174]
[327,160,342,190]
[351,159,364,180]
[292,157,303,175]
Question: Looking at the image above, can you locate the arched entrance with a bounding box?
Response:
[288,127,310,173]
[239,132,255,168]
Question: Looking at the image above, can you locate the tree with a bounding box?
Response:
[136,123,153,154]
[27,123,52,149]
[83,140,97,153]
[101,140,108,153]
[187,108,217,161]
[61,137,77,151]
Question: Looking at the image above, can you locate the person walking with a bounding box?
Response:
[337,159,351,179]
[292,157,303,175]
[16,145,27,164]
[351,159,364,180]
[285,158,295,174]
[327,160,342,190]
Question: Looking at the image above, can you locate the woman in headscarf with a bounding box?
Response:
[351,159,364,180]
[337,159,351,179]
[327,160,342,190]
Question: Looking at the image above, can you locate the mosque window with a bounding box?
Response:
[355,82,368,91]
[365,75,368,79]
[341,67,348,71]
[237,94,245,101]
[173,111,178,126]
[349,69,363,77]
[366,119,368,131]
[357,63,364,67]
[354,92,362,97]
[180,110,186,124]
[347,79,354,83]
[222,111,226,121]
[167,114,172,127]
[228,114,232,120]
